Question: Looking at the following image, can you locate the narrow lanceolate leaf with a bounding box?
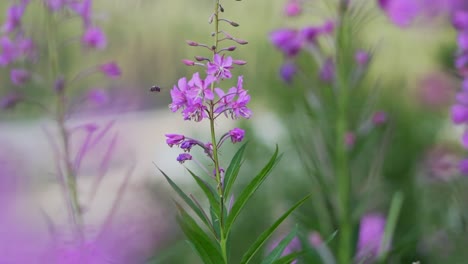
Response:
[156,165,211,229]
[240,195,311,264]
[261,226,298,264]
[176,203,225,264]
[271,251,304,264]
[224,142,248,197]
[225,146,281,236]
[187,168,221,216]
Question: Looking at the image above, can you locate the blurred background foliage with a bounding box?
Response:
[1,0,468,263]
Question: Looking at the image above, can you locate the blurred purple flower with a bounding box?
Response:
[99,62,121,78]
[372,111,387,125]
[459,158,468,175]
[82,27,106,50]
[345,132,356,148]
[320,20,335,34]
[424,146,460,181]
[458,31,468,50]
[269,29,302,58]
[300,26,320,43]
[0,92,22,110]
[308,232,323,247]
[0,36,17,66]
[10,68,30,86]
[453,10,468,30]
[451,104,468,124]
[70,0,92,27]
[279,62,296,84]
[319,58,335,82]
[229,128,245,143]
[357,213,387,261]
[355,50,370,66]
[54,76,66,93]
[284,0,302,17]
[2,4,26,33]
[417,73,454,109]
[87,89,109,105]
[378,0,420,27]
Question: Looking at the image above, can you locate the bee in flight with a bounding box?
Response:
[150,85,161,92]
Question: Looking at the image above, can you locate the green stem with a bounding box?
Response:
[210,0,228,263]
[46,8,83,241]
[336,1,351,263]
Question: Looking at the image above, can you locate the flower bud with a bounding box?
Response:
[182,59,195,66]
[234,38,248,45]
[186,40,199,46]
[233,60,247,65]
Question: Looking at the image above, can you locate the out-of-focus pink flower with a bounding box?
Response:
[99,62,122,78]
[10,68,30,86]
[345,132,356,148]
[425,146,461,181]
[82,27,106,50]
[319,58,335,82]
[284,0,302,17]
[378,0,421,28]
[87,89,109,105]
[416,73,454,109]
[357,213,387,261]
[372,111,387,126]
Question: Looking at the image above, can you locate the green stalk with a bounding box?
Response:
[46,7,82,240]
[336,1,351,263]
[209,0,228,262]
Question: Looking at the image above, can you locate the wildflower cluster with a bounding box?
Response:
[166,4,250,166]
[0,0,120,108]
[451,7,468,174]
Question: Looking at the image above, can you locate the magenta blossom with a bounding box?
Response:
[319,58,335,82]
[99,62,121,78]
[0,36,17,66]
[10,68,30,86]
[187,72,215,103]
[269,29,302,58]
[70,0,92,27]
[207,54,233,81]
[177,153,192,163]
[45,0,65,11]
[2,4,26,33]
[459,158,468,175]
[165,134,185,147]
[378,0,421,27]
[279,62,296,84]
[229,128,245,143]
[284,0,302,17]
[355,50,370,66]
[82,27,107,50]
[169,77,189,112]
[372,111,388,125]
[357,213,387,261]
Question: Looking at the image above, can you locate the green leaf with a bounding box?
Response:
[225,146,281,236]
[176,203,225,264]
[187,168,220,216]
[261,226,298,264]
[240,195,311,264]
[271,251,304,264]
[156,165,212,229]
[224,142,248,197]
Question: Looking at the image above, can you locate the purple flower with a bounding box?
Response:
[300,26,320,43]
[453,10,468,30]
[214,86,236,114]
[82,27,107,50]
[284,0,302,17]
[10,68,30,86]
[229,128,245,143]
[182,102,208,122]
[99,62,121,78]
[207,54,233,81]
[2,4,26,33]
[357,213,387,260]
[451,104,468,124]
[170,77,189,112]
[320,20,335,34]
[230,76,252,119]
[459,158,468,175]
[378,0,420,28]
[462,130,468,149]
[177,153,192,163]
[319,58,335,82]
[355,50,370,66]
[269,29,302,57]
[372,111,388,125]
[54,76,66,93]
[70,0,92,27]
[165,134,185,147]
[180,140,197,152]
[279,62,296,84]
[87,89,109,105]
[308,232,323,247]
[0,36,17,66]
[0,92,22,110]
[187,72,215,103]
[458,31,468,50]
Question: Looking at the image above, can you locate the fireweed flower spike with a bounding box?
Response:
[159,1,309,263]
